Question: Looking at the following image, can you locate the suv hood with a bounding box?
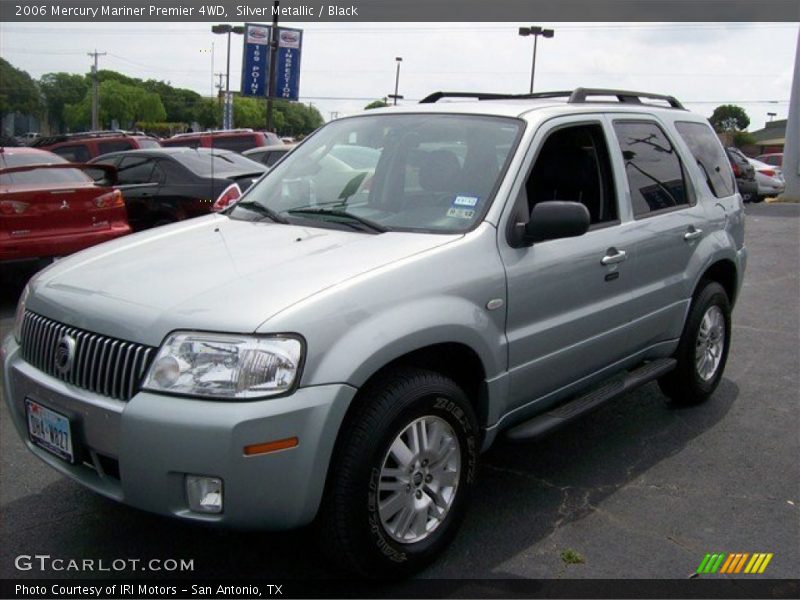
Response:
[27,215,460,347]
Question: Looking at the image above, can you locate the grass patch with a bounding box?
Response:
[560,548,585,564]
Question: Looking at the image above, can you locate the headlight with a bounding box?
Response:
[143,332,303,400]
[13,285,30,343]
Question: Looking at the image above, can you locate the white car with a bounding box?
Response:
[748,157,785,201]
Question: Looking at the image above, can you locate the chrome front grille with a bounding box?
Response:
[20,311,155,401]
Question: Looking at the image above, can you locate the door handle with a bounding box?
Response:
[601,248,627,265]
[684,227,703,241]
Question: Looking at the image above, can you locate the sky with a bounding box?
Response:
[1,21,797,131]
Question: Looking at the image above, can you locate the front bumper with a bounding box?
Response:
[2,335,355,530]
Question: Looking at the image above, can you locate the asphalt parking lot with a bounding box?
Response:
[0,202,798,582]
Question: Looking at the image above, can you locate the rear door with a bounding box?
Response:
[115,155,161,229]
[606,117,706,354]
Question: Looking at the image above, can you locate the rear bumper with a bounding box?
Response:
[2,334,356,530]
[0,224,130,262]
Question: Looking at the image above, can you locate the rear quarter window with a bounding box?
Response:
[675,121,736,198]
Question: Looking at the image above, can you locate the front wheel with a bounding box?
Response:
[318,367,479,577]
[659,281,731,405]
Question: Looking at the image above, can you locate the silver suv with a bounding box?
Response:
[3,88,746,577]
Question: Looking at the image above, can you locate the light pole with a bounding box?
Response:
[519,26,554,93]
[212,24,245,128]
[767,111,777,122]
[388,57,403,105]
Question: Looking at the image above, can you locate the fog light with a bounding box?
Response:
[185,475,223,514]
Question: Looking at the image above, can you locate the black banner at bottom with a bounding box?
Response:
[2,578,798,599]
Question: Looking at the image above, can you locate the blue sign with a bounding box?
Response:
[273,27,303,101]
[240,24,303,101]
[241,23,270,97]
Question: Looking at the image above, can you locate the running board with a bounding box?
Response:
[505,358,677,441]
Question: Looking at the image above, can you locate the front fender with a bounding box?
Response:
[305,295,506,389]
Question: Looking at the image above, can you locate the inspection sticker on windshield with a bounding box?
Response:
[453,195,479,207]
[447,207,476,219]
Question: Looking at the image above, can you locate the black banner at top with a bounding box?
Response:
[1,0,799,22]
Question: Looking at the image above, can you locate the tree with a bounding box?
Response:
[364,99,389,110]
[64,80,165,130]
[709,105,750,133]
[195,98,221,129]
[0,58,41,118]
[39,72,89,131]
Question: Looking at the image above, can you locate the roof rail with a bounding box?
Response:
[30,129,148,147]
[170,128,254,139]
[419,88,685,110]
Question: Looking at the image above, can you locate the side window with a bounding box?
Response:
[117,156,156,184]
[212,136,255,153]
[52,144,91,163]
[525,123,617,226]
[674,121,735,198]
[613,121,688,217]
[98,140,134,155]
[264,151,285,166]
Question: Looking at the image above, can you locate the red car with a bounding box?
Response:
[0,147,131,264]
[160,128,282,153]
[31,130,161,162]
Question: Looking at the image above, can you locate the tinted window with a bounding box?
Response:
[1,151,67,167]
[614,121,688,216]
[0,169,92,185]
[117,156,156,184]
[52,144,91,163]
[174,150,265,176]
[98,140,134,154]
[162,138,200,149]
[675,121,735,198]
[264,149,289,166]
[211,135,258,153]
[526,124,617,225]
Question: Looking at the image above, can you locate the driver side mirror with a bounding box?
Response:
[520,201,590,246]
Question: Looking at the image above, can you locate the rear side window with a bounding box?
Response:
[117,156,156,184]
[211,135,257,153]
[52,144,91,163]
[613,121,688,217]
[675,121,735,198]
[98,140,134,154]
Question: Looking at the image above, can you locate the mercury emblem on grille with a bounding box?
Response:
[54,335,77,374]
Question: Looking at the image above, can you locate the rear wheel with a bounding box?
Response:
[659,281,731,405]
[319,367,479,577]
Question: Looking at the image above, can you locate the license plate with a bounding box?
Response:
[25,399,74,463]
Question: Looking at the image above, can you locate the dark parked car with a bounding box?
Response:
[725,147,758,202]
[242,144,296,167]
[160,129,282,153]
[90,147,266,231]
[31,130,161,162]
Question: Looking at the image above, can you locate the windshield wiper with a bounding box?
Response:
[230,201,289,223]
[287,207,387,233]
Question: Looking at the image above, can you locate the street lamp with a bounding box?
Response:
[518,26,554,93]
[212,24,245,128]
[767,112,777,122]
[388,57,403,106]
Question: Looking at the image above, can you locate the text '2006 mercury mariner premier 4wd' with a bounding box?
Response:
[3,88,746,577]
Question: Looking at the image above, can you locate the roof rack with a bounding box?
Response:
[419,87,685,110]
[30,129,147,147]
[170,128,254,139]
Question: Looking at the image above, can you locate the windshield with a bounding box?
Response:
[173,150,266,176]
[228,113,523,233]
[0,151,92,185]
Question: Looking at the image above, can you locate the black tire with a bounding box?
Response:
[153,218,176,228]
[658,281,731,405]
[318,367,479,578]
[752,195,765,204]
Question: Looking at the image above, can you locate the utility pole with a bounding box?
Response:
[266,0,280,133]
[87,49,106,130]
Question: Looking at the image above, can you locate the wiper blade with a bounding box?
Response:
[231,201,289,223]
[287,208,387,233]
